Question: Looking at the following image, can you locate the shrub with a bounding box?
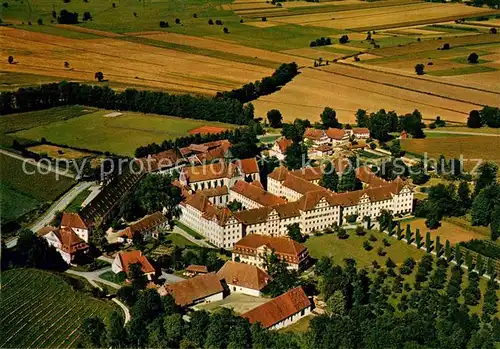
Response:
[262,17,267,21]
[377,247,386,256]
[369,234,377,242]
[372,260,380,269]
[215,19,223,25]
[442,43,450,50]
[223,27,229,34]
[175,18,181,24]
[159,21,169,28]
[415,63,425,75]
[382,238,390,247]
[346,214,358,223]
[468,52,479,63]
[355,226,365,236]
[37,18,43,25]
[208,19,214,25]
[338,229,349,239]
[386,257,396,268]
[193,13,197,18]
[339,34,349,44]
[363,240,372,251]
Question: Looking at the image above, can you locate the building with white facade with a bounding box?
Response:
[217,261,271,297]
[303,128,330,146]
[38,226,89,264]
[119,211,168,243]
[179,162,242,191]
[229,180,286,210]
[158,273,224,306]
[112,250,156,280]
[237,158,260,182]
[179,191,243,248]
[241,286,312,330]
[232,234,309,271]
[268,137,292,161]
[178,162,413,249]
[61,212,90,243]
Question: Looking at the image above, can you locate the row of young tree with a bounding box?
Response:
[215,62,299,103]
[0,82,254,125]
[467,106,500,129]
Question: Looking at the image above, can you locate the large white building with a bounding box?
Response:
[177,161,413,249]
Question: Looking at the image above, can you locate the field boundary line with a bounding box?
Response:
[338,60,500,96]
[314,64,494,108]
[304,67,473,116]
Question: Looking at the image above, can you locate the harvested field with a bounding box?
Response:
[442,70,500,92]
[54,25,124,38]
[0,27,273,95]
[27,145,93,160]
[405,218,486,245]
[188,126,229,135]
[371,33,500,57]
[253,63,493,123]
[281,47,346,60]
[131,32,310,65]
[402,136,500,170]
[267,3,498,30]
[226,2,276,10]
[242,21,284,28]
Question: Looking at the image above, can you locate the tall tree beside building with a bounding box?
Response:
[320,107,341,129]
[267,109,283,128]
[319,161,339,191]
[475,162,498,195]
[284,141,308,170]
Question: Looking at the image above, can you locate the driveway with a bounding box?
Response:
[160,271,184,284]
[5,181,93,248]
[65,267,131,324]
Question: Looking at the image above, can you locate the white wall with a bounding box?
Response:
[227,283,262,297]
[269,306,311,330]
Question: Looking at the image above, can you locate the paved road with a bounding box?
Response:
[66,267,131,324]
[426,130,500,137]
[5,181,93,248]
[172,226,213,248]
[0,149,76,179]
[30,181,93,232]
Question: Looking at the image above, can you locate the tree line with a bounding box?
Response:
[467,106,500,129]
[356,108,425,141]
[215,62,299,103]
[0,81,254,125]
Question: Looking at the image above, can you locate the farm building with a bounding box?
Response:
[232,234,309,271]
[38,226,90,264]
[236,158,260,182]
[118,211,168,243]
[112,250,155,280]
[185,264,209,276]
[61,212,90,243]
[217,261,271,297]
[241,286,312,330]
[158,273,224,306]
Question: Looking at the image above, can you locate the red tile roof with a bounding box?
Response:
[241,286,311,328]
[231,180,287,207]
[39,226,89,255]
[268,166,289,181]
[120,212,167,239]
[186,265,209,274]
[304,128,326,140]
[282,174,321,195]
[181,162,238,183]
[352,127,370,135]
[233,234,307,258]
[356,166,388,187]
[61,212,87,229]
[326,128,345,140]
[276,138,292,153]
[237,158,259,174]
[159,273,223,306]
[118,250,155,274]
[217,261,271,291]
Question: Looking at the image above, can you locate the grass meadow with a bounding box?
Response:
[0,153,75,223]
[0,269,118,348]
[12,107,235,156]
[305,229,425,268]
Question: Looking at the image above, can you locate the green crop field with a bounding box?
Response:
[0,153,76,223]
[0,269,118,348]
[13,107,235,156]
[305,229,425,267]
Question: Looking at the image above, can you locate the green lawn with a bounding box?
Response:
[65,189,92,213]
[0,269,118,348]
[0,153,76,223]
[13,108,235,156]
[305,229,425,268]
[279,314,315,333]
[99,271,127,285]
[165,233,198,248]
[175,221,204,240]
[427,65,496,76]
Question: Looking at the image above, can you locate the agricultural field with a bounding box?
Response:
[401,135,500,171]
[11,107,235,156]
[0,269,118,348]
[402,218,488,245]
[0,152,76,223]
[305,229,425,268]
